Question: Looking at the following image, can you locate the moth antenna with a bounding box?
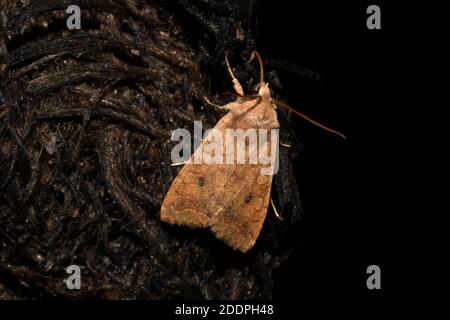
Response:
[246,51,265,88]
[270,198,283,221]
[225,52,245,96]
[272,99,347,140]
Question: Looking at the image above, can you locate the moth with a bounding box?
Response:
[160,52,345,253]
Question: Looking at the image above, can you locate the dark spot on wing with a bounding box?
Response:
[244,194,252,203]
[198,176,205,187]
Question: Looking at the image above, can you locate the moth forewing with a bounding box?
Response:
[160,83,279,253]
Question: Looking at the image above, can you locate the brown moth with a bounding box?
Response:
[160,52,345,253]
[161,52,279,252]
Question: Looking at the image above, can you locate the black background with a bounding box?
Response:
[251,0,447,310]
[257,1,393,304]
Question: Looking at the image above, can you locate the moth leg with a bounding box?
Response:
[171,161,188,166]
[225,53,245,96]
[280,142,291,148]
[203,96,227,110]
[270,197,283,221]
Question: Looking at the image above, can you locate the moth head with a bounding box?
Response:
[258,82,271,99]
